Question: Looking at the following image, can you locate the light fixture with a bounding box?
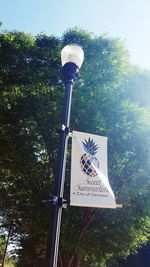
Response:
[61,44,84,69]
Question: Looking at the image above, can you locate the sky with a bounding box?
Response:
[1,0,150,70]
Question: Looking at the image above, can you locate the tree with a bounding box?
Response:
[0,28,150,267]
[125,67,150,107]
[0,235,5,263]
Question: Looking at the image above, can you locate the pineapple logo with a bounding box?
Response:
[80,137,100,177]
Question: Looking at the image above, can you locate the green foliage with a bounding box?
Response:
[125,67,150,107]
[0,28,150,267]
[0,235,5,261]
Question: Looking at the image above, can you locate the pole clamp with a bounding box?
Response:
[56,124,70,135]
[47,196,67,209]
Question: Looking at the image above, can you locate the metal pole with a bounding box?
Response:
[49,80,73,267]
[2,224,12,267]
[46,62,79,267]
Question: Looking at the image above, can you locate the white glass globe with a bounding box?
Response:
[61,44,84,69]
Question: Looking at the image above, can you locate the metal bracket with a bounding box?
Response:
[46,196,68,209]
[68,132,72,138]
[56,125,70,135]
[61,124,66,131]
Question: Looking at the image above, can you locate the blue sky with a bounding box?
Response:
[1,0,150,70]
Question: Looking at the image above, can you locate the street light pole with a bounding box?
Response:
[46,44,84,267]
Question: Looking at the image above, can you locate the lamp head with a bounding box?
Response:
[61,44,84,69]
[61,44,84,83]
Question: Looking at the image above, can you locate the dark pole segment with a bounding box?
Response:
[49,81,72,267]
[47,62,79,267]
[55,80,73,197]
[2,224,12,267]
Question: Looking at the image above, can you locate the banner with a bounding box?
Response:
[70,131,116,208]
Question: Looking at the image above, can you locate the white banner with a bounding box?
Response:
[70,131,116,208]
